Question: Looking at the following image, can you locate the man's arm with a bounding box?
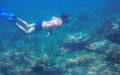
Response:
[46,29,52,37]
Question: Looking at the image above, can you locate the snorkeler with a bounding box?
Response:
[0,11,70,37]
[16,13,71,37]
[16,17,63,37]
[0,11,62,36]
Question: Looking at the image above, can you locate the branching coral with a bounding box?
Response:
[65,55,96,68]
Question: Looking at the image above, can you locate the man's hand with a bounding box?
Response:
[46,32,51,37]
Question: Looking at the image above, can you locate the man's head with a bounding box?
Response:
[61,13,70,24]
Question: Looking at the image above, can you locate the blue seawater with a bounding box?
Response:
[0,0,120,75]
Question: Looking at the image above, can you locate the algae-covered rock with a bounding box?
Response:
[64,32,91,43]
[62,32,91,50]
[85,40,108,51]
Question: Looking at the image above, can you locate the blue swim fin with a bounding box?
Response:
[0,11,16,22]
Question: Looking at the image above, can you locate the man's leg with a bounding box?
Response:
[17,17,30,27]
[16,23,28,34]
[17,17,35,28]
[16,23,35,34]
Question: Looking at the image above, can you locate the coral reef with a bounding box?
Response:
[106,44,120,64]
[65,54,96,68]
